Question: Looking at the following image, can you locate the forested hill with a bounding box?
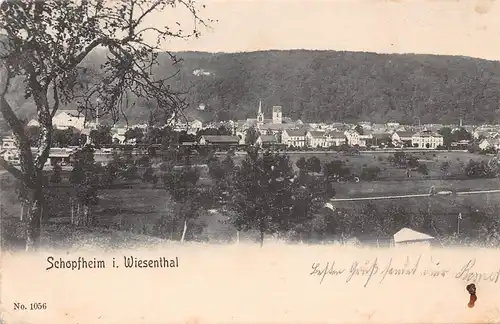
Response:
[170,50,500,124]
[7,49,500,125]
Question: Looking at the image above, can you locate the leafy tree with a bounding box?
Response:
[0,0,209,250]
[52,128,73,147]
[102,162,119,188]
[162,166,202,242]
[69,146,99,226]
[360,166,381,181]
[228,149,299,246]
[120,164,139,181]
[50,163,62,183]
[309,207,355,242]
[438,127,453,148]
[207,154,235,209]
[416,163,429,176]
[207,155,225,182]
[144,126,163,145]
[295,156,307,171]
[24,125,40,147]
[142,167,158,186]
[323,160,350,180]
[69,132,87,147]
[124,127,144,143]
[245,126,260,146]
[465,159,493,178]
[389,151,408,167]
[306,156,321,173]
[89,124,112,147]
[440,161,451,178]
[452,128,472,142]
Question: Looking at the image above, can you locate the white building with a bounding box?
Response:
[479,138,500,151]
[325,131,347,147]
[2,136,17,150]
[52,110,86,130]
[345,130,372,147]
[411,130,443,149]
[393,227,435,247]
[2,149,19,165]
[255,134,278,147]
[272,106,282,124]
[281,129,306,147]
[392,131,416,147]
[306,130,327,148]
[27,119,40,127]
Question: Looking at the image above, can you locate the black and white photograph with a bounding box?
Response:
[1,0,500,323]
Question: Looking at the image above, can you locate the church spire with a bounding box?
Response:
[257,100,264,124]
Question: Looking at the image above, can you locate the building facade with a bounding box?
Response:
[281,130,306,147]
[52,110,86,130]
[411,130,443,149]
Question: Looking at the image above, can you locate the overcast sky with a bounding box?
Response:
[145,0,500,61]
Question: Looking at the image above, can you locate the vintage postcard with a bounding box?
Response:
[1,0,500,323]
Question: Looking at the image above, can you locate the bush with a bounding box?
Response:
[416,164,429,176]
[50,164,62,183]
[360,166,381,181]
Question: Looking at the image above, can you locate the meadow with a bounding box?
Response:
[1,150,499,249]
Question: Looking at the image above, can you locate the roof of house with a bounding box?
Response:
[326,131,346,138]
[372,133,392,139]
[308,131,326,138]
[413,131,442,138]
[393,228,434,243]
[201,135,240,143]
[260,135,277,143]
[57,110,82,117]
[259,123,297,130]
[481,138,500,145]
[394,131,416,137]
[284,129,306,136]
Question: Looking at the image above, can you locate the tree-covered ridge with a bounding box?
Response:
[173,50,500,124]
[8,50,500,125]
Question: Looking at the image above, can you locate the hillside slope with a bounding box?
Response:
[6,50,500,125]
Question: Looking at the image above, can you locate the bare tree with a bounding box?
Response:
[0,0,211,250]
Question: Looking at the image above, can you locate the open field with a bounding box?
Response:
[226,150,492,177]
[1,149,498,248]
[3,174,500,247]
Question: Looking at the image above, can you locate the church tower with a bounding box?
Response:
[257,100,264,124]
[272,105,282,124]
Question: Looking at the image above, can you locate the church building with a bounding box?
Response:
[236,100,297,134]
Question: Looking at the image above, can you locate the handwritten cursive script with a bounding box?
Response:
[310,261,345,284]
[455,259,500,284]
[308,255,500,287]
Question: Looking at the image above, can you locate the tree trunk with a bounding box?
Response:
[260,230,264,247]
[20,203,24,221]
[180,219,187,243]
[236,230,240,244]
[77,203,81,226]
[25,186,44,251]
[71,199,74,224]
[83,205,89,226]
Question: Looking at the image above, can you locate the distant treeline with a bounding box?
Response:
[9,50,500,125]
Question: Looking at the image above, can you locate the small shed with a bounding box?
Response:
[393,227,435,247]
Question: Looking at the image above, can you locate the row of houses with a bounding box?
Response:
[1,137,76,167]
[193,129,444,149]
